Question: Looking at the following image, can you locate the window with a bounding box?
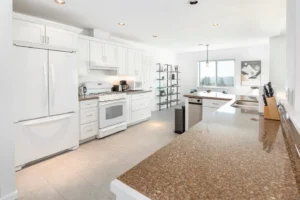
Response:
[198,60,235,87]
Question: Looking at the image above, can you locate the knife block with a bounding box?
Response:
[264,97,280,121]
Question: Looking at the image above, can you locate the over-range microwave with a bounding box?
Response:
[128,80,143,90]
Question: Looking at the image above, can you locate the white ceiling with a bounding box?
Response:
[13,0,286,52]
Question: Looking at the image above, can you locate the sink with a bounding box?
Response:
[231,100,259,108]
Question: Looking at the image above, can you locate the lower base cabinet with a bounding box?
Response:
[127,92,152,126]
[79,99,98,141]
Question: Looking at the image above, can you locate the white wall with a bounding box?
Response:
[269,35,287,98]
[177,44,270,100]
[286,0,300,111]
[0,0,17,199]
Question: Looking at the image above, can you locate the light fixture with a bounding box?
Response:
[206,44,210,67]
[55,0,65,4]
[118,22,125,26]
[153,35,158,38]
[213,23,219,27]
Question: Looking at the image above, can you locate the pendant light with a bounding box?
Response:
[206,44,210,67]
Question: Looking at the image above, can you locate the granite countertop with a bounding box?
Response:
[184,91,235,100]
[118,95,300,199]
[78,90,152,101]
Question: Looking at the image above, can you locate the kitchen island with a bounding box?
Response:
[111,95,300,199]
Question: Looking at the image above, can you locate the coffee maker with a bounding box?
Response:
[120,80,129,91]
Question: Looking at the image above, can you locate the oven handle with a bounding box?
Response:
[99,99,126,106]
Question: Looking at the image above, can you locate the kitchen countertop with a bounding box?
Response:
[184,91,235,100]
[78,90,152,101]
[117,95,300,199]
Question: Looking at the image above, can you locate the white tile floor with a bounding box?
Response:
[16,106,181,200]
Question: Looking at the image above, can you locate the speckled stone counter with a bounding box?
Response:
[120,90,152,95]
[78,95,99,101]
[184,91,234,100]
[118,96,300,199]
[78,90,152,101]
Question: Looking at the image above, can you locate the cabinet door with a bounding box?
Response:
[49,51,78,115]
[202,107,217,121]
[90,41,105,67]
[126,95,132,124]
[13,46,48,122]
[104,44,117,67]
[127,49,135,75]
[46,27,77,49]
[77,38,90,76]
[13,19,45,44]
[134,51,143,78]
[117,47,127,75]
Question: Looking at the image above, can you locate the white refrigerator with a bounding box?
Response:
[13,46,79,170]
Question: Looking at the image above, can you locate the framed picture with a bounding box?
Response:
[241,61,261,86]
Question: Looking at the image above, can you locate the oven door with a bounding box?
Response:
[99,100,126,129]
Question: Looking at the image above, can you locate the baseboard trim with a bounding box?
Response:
[0,190,18,200]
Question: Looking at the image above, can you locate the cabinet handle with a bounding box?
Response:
[87,129,93,132]
[87,114,93,117]
[46,36,49,44]
[40,36,45,43]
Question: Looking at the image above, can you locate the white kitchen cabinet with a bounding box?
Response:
[129,92,151,125]
[202,99,229,121]
[134,51,143,80]
[90,41,118,69]
[46,27,77,50]
[104,43,118,67]
[79,99,98,141]
[127,49,143,78]
[48,51,78,116]
[126,95,132,124]
[202,107,218,121]
[90,41,105,68]
[13,19,77,50]
[117,47,127,75]
[77,38,90,76]
[127,49,135,75]
[13,19,45,45]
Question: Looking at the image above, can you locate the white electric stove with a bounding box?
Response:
[82,82,127,138]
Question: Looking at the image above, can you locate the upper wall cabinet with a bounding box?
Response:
[104,44,118,67]
[89,41,105,68]
[117,46,127,75]
[77,38,90,76]
[45,27,77,50]
[13,19,77,51]
[89,41,118,69]
[13,19,45,45]
[127,49,144,80]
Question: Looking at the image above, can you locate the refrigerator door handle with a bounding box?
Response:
[20,113,74,126]
[43,63,48,108]
[50,64,55,108]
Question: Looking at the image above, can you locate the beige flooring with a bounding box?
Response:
[16,106,181,200]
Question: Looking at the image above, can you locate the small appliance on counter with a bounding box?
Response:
[120,80,129,91]
[112,85,122,92]
[128,80,143,90]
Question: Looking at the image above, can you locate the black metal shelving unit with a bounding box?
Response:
[156,63,180,111]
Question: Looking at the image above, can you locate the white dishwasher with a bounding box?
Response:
[188,98,203,128]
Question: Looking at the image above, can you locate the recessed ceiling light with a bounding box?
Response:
[153,35,158,38]
[118,22,125,26]
[213,23,219,27]
[55,0,65,4]
[189,1,198,5]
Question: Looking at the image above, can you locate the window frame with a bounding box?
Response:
[197,59,236,88]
